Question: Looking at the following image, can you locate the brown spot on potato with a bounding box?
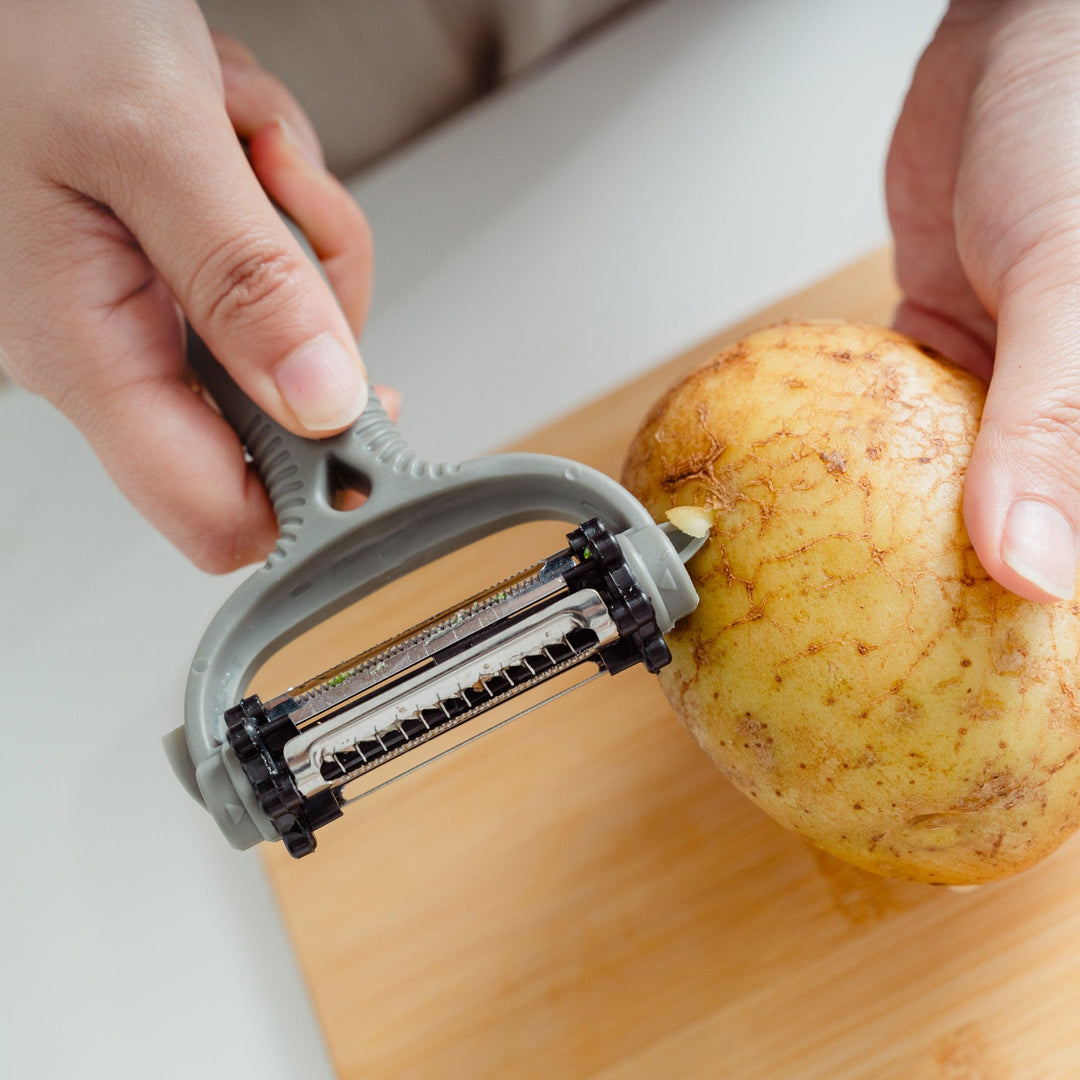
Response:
[820,450,847,473]
[734,712,775,770]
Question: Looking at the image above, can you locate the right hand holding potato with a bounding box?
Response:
[888,0,1080,604]
[0,1,374,571]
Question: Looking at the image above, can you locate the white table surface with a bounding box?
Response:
[0,2,944,1077]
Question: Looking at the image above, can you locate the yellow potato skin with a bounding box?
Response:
[623,320,1080,884]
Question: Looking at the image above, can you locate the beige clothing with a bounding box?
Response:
[199,0,641,178]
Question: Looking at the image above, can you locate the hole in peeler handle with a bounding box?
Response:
[328,459,373,512]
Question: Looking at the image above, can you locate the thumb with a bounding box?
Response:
[963,265,1080,603]
[101,111,367,437]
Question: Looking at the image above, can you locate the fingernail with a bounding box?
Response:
[271,114,322,168]
[275,333,367,432]
[1001,499,1077,601]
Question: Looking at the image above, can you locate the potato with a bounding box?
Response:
[623,320,1080,885]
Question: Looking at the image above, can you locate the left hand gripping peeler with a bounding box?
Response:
[164,240,703,859]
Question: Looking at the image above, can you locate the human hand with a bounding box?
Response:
[887,0,1080,603]
[0,2,377,571]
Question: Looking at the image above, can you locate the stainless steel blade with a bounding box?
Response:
[340,670,604,805]
[277,549,578,727]
[283,588,619,796]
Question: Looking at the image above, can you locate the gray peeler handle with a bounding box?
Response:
[169,217,697,850]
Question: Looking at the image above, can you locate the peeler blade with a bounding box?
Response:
[340,669,605,805]
[220,518,689,857]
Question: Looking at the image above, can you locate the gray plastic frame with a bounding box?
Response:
[164,221,698,851]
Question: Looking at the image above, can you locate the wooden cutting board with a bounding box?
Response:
[255,249,1080,1079]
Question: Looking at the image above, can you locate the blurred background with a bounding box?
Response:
[0,1,943,1077]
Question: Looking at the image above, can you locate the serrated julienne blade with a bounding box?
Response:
[277,549,578,727]
[284,587,619,798]
[340,669,604,805]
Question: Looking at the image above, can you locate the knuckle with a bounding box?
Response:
[1023,398,1080,445]
[191,546,239,576]
[188,475,276,574]
[68,53,177,147]
[189,526,258,575]
[991,394,1080,476]
[1001,220,1080,299]
[53,81,177,196]
[193,236,304,331]
[54,43,215,191]
[98,87,166,150]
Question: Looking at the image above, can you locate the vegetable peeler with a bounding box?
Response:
[164,237,703,859]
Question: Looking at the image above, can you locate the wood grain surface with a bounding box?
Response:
[256,249,1080,1079]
